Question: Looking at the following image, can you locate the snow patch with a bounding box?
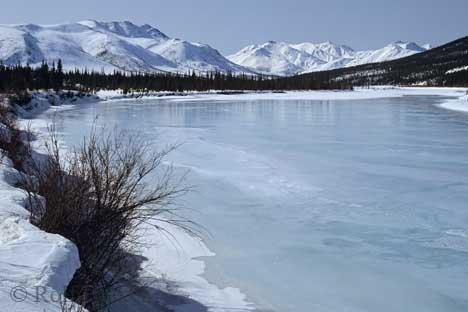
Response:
[446,66,468,75]
[439,94,468,113]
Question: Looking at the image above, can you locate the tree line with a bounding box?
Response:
[0,60,352,94]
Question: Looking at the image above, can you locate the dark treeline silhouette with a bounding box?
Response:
[300,36,468,87]
[0,60,351,94]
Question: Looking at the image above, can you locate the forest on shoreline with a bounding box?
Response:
[0,60,352,98]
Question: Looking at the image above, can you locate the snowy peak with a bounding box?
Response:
[229,40,431,76]
[78,20,168,40]
[141,24,169,39]
[422,43,433,50]
[148,38,247,73]
[0,20,251,74]
[292,41,355,60]
[228,41,332,76]
[387,41,426,53]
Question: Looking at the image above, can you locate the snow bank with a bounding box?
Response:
[96,89,267,102]
[96,89,189,101]
[0,95,83,312]
[439,94,468,113]
[0,158,81,312]
[16,90,100,118]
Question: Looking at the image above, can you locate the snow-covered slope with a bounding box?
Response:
[228,40,430,76]
[346,41,427,68]
[0,20,251,74]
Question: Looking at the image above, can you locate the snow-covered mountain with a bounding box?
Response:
[0,20,431,76]
[0,20,251,74]
[228,40,430,76]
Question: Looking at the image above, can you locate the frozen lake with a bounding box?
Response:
[38,94,468,312]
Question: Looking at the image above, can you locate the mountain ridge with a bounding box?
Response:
[228,40,429,76]
[0,20,434,77]
[0,20,252,74]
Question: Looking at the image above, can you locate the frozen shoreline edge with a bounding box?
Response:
[95,86,466,103]
[439,94,468,113]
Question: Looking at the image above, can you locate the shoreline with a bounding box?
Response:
[95,86,466,103]
[14,87,467,116]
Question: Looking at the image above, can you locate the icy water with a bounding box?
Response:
[42,95,468,312]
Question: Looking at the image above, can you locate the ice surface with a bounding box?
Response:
[30,88,468,312]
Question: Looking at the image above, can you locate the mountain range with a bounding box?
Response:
[0,20,430,76]
[0,20,249,74]
[228,40,430,76]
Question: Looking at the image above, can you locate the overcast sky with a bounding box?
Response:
[2,0,467,54]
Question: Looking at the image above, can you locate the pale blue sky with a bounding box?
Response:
[2,0,467,54]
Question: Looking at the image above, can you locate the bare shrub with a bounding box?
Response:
[23,125,193,311]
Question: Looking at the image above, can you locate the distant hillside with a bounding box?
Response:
[298,36,468,87]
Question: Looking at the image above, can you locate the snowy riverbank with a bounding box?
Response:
[0,96,81,312]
